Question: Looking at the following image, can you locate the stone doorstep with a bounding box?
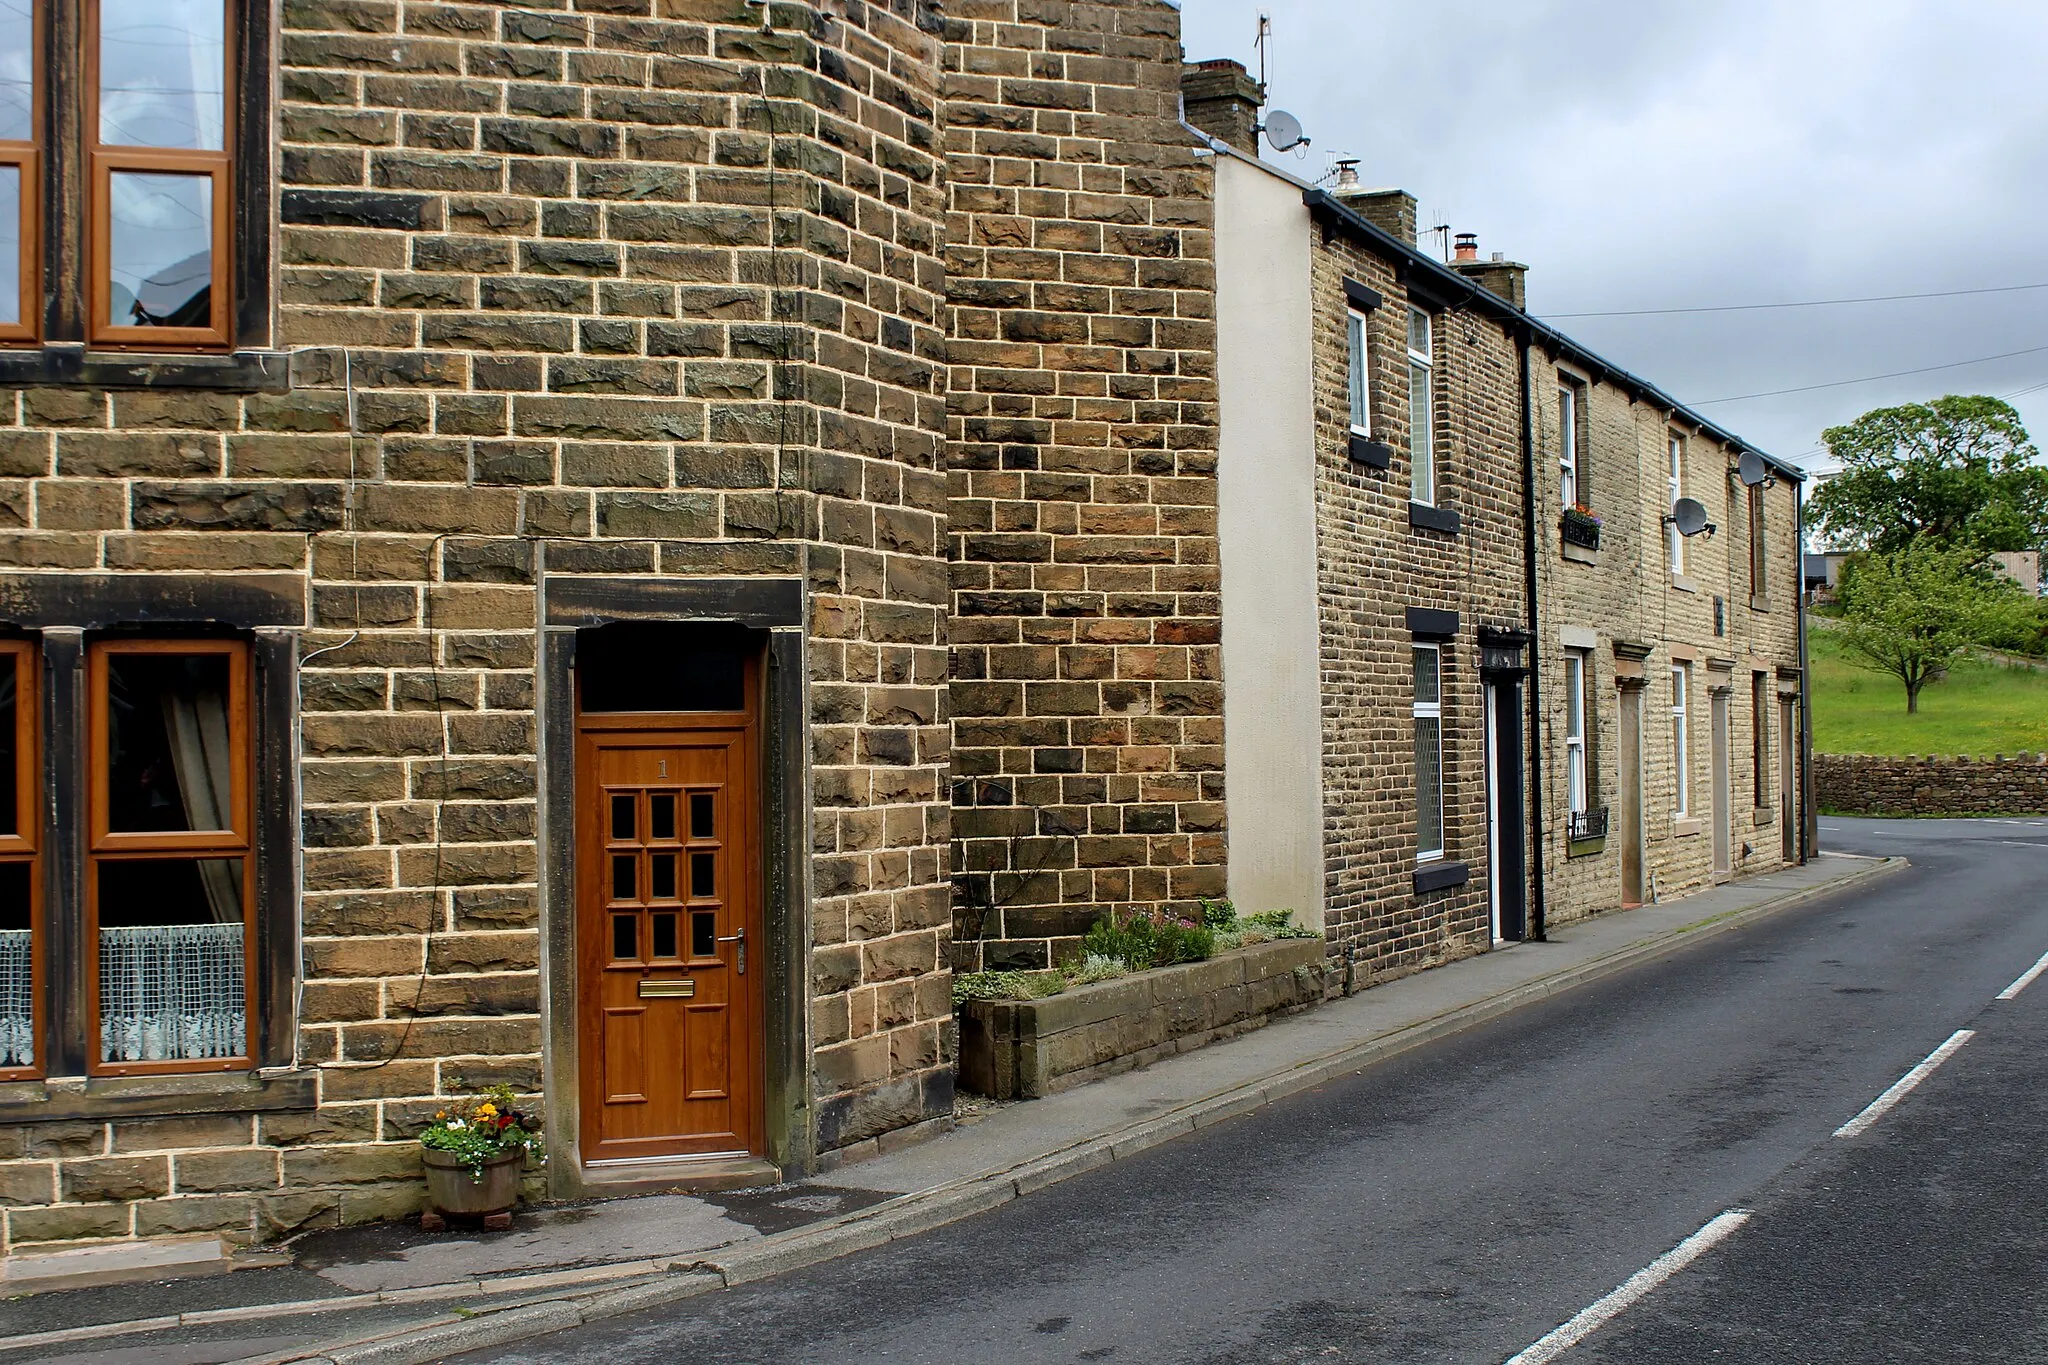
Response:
[1,1234,231,1294]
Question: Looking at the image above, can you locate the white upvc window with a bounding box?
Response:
[1559,380,1579,509]
[1407,307,1434,505]
[1667,433,1685,573]
[1413,643,1444,861]
[1347,308,1371,437]
[1565,651,1588,815]
[1671,661,1691,816]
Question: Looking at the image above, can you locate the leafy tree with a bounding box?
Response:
[1809,396,2048,554]
[1835,540,2036,712]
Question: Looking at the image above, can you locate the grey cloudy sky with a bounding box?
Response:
[1176,0,2048,469]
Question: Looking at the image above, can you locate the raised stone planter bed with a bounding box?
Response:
[957,938,1330,1100]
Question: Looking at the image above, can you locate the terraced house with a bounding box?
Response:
[0,0,1228,1257]
[1192,63,1809,987]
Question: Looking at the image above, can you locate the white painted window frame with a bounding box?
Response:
[1671,660,1691,816]
[1565,650,1588,815]
[1347,308,1371,438]
[1667,432,1686,573]
[1408,306,1434,506]
[1559,379,1579,509]
[1414,642,1444,862]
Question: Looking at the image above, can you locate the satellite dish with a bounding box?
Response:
[1667,497,1714,538]
[1262,109,1308,153]
[1736,450,1771,487]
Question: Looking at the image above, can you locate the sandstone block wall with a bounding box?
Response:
[1530,364,1806,924]
[0,0,961,1251]
[941,0,1227,972]
[1815,754,2048,816]
[1308,224,1528,981]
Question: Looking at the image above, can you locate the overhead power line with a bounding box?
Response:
[1689,342,2048,405]
[1544,280,2048,320]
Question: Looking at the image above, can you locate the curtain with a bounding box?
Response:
[161,679,239,922]
[0,930,27,1066]
[98,668,245,1062]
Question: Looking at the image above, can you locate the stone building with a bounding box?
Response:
[1527,327,1808,924]
[0,0,1221,1258]
[1194,64,1809,984]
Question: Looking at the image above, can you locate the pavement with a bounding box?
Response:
[0,851,1901,1365]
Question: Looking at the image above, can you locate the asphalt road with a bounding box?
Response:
[459,818,2048,1364]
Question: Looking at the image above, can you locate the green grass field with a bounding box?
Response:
[1810,628,2048,756]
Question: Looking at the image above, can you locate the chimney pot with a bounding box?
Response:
[1334,158,1360,187]
[1453,232,1479,263]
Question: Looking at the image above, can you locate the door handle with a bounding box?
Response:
[717,927,745,974]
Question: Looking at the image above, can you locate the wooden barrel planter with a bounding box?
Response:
[420,1148,525,1232]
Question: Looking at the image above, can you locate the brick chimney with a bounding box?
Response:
[1334,185,1418,246]
[1181,59,1264,157]
[1449,237,1530,310]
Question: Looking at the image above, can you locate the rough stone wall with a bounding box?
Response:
[940,0,1226,972]
[0,0,955,1251]
[1816,754,2048,816]
[1531,369,1806,925]
[1307,233,1528,982]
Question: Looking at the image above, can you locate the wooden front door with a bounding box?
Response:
[576,714,762,1164]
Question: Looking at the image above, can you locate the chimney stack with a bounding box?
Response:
[1181,59,1264,158]
[1451,239,1530,310]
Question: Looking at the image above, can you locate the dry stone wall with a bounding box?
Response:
[1816,754,2048,817]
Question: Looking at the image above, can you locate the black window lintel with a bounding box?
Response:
[1414,860,1471,894]
[1343,278,1383,312]
[1406,606,1460,639]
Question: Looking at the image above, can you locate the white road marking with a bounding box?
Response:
[1992,840,2048,849]
[1503,1210,1752,1365]
[1833,1029,1975,1139]
[1998,948,2048,1000]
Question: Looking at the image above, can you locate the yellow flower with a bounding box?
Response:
[435,1110,446,1119]
[476,1103,497,1118]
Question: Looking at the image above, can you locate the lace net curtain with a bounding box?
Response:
[100,674,245,1063]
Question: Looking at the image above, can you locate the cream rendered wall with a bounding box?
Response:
[1213,152,1325,926]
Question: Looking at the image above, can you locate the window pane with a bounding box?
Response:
[610,794,635,842]
[689,792,714,840]
[99,0,226,150]
[0,652,15,837]
[1567,746,1586,813]
[98,857,244,1063]
[0,0,30,143]
[1414,716,1442,854]
[649,852,675,900]
[651,912,676,960]
[1346,312,1366,430]
[649,794,675,842]
[0,166,18,327]
[1412,646,1438,707]
[107,652,235,833]
[691,851,715,898]
[109,170,214,329]
[0,861,29,1068]
[1407,307,1429,356]
[1409,359,1432,497]
[577,623,748,713]
[1565,658,1583,741]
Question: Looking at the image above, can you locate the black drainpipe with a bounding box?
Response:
[1794,478,1814,862]
[1519,329,1547,941]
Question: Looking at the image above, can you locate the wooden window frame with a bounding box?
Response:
[1751,671,1770,809]
[0,0,39,344]
[0,640,40,1081]
[84,0,234,350]
[85,636,255,1077]
[1667,433,1686,573]
[1671,661,1691,817]
[1,0,274,369]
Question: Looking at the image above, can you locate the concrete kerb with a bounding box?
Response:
[20,857,1907,1365]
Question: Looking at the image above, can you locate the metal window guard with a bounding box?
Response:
[1567,806,1609,841]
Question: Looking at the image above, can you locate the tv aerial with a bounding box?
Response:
[1665,497,1716,539]
[1251,12,1310,154]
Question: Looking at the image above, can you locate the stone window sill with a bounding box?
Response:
[1409,502,1461,535]
[1669,572,1699,594]
[1753,805,1775,825]
[1562,541,1599,566]
[1749,593,1771,612]
[1672,816,1704,837]
[1413,859,1470,894]
[1349,434,1392,468]
[1566,836,1607,858]
[0,1068,316,1125]
[0,345,291,393]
